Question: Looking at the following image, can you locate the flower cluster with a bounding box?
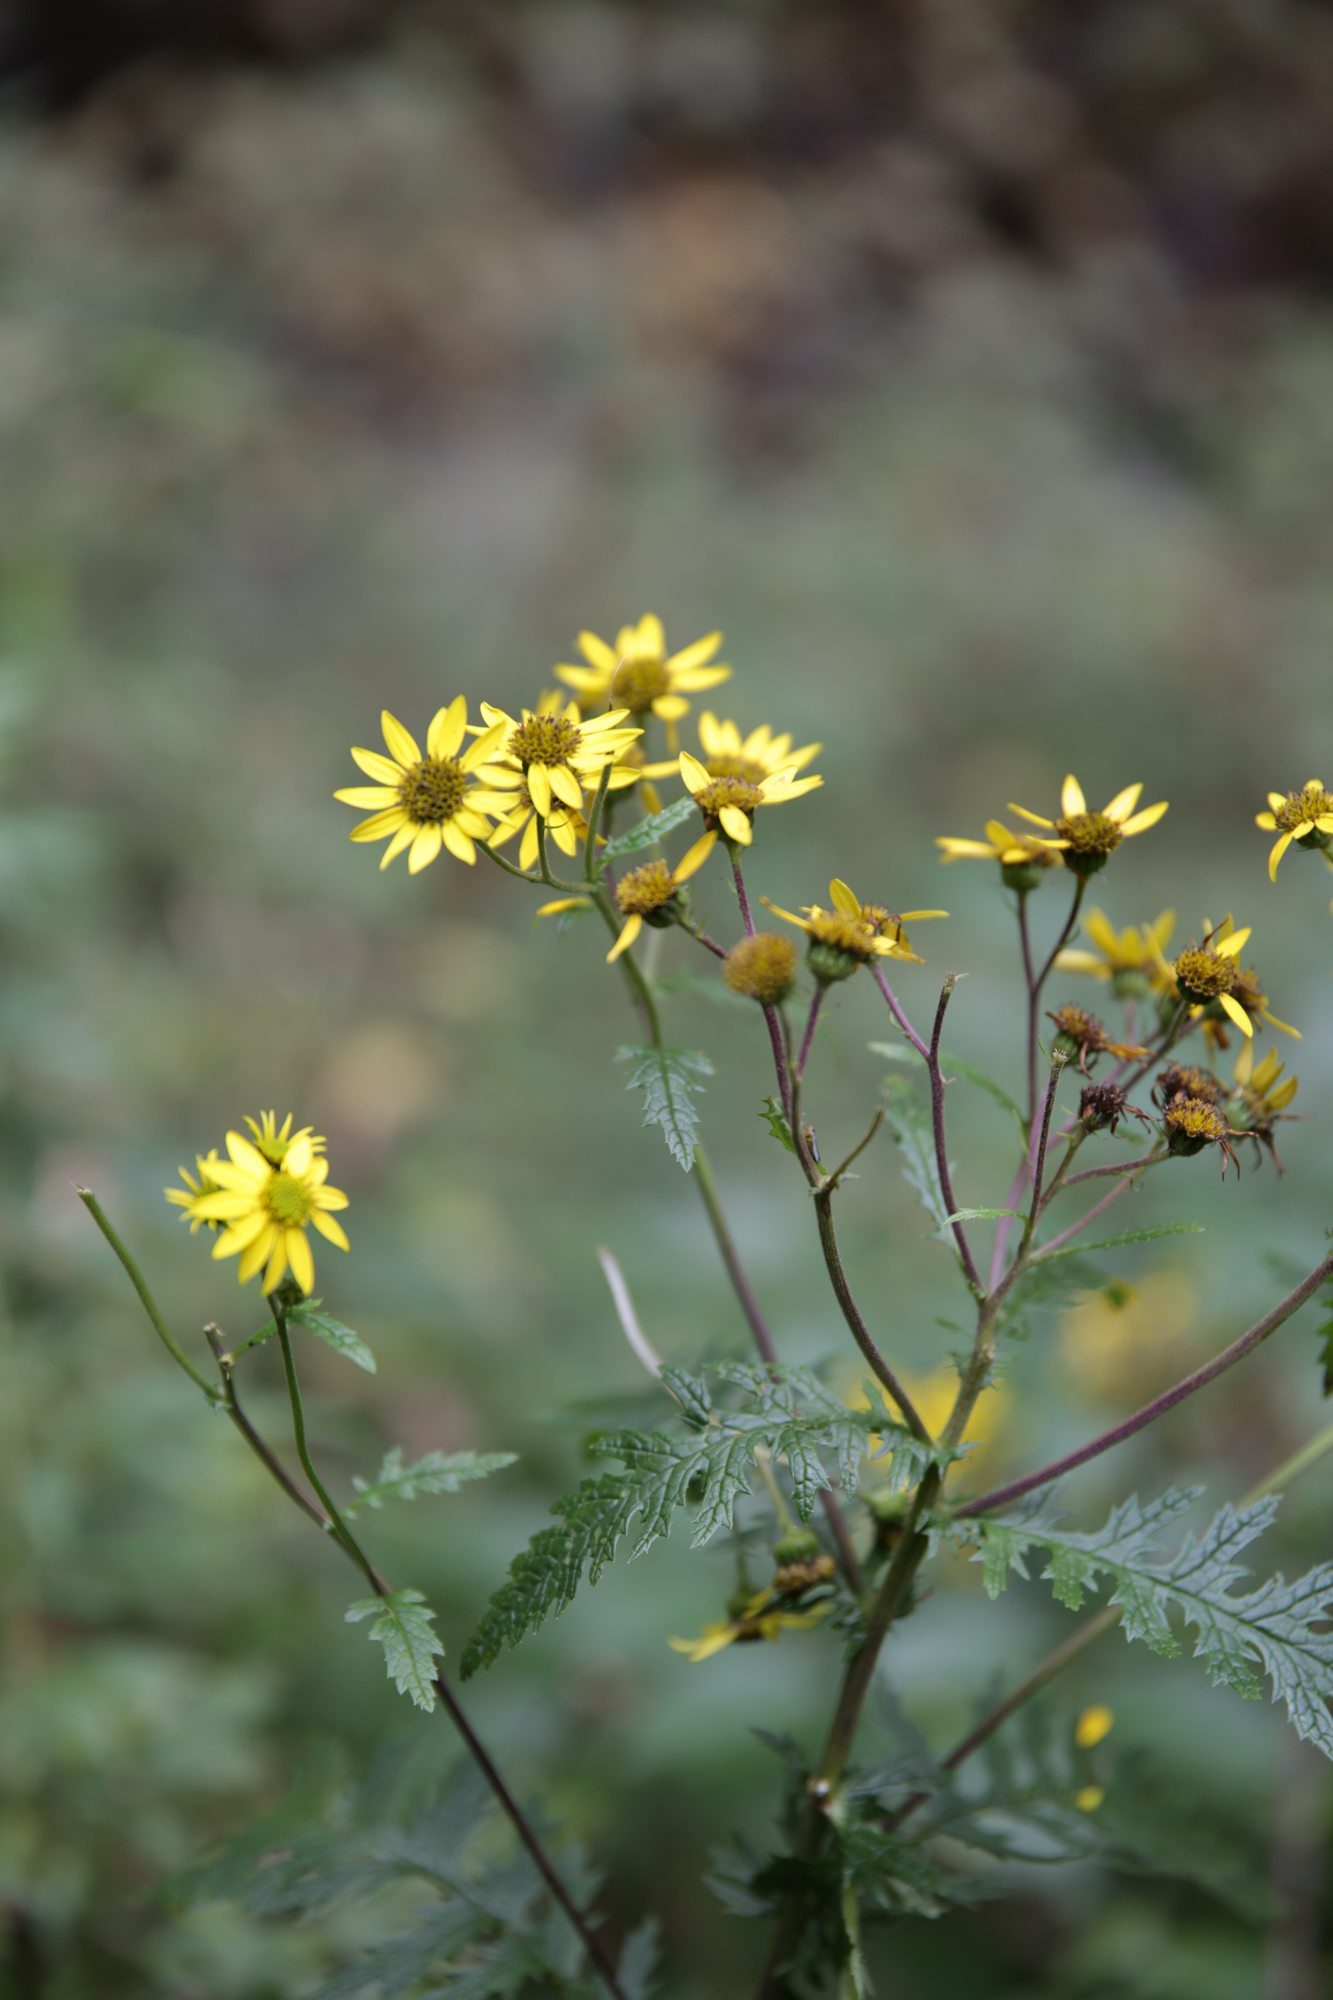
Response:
[166,1111,348,1293]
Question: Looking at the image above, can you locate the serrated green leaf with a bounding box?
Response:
[616,1044,712,1170]
[600,795,698,859]
[1035,1222,1205,1263]
[287,1298,376,1374]
[883,1077,953,1245]
[760,1094,797,1154]
[343,1446,518,1520]
[617,1916,662,2000]
[346,1589,444,1711]
[463,1363,954,1675]
[948,1207,1027,1223]
[974,1490,1333,1755]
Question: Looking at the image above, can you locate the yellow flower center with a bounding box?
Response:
[509,714,581,769]
[724,932,798,1004]
[398,755,468,826]
[696,774,764,821]
[265,1170,313,1227]
[1056,810,1123,857]
[1175,946,1235,1001]
[706,752,767,785]
[1049,1004,1109,1050]
[806,910,878,960]
[1274,785,1333,833]
[610,653,671,713]
[1164,1096,1226,1144]
[617,859,675,915]
[1155,1062,1219,1105]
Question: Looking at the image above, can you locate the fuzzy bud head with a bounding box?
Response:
[724,931,798,1005]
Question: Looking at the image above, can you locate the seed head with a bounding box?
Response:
[724,932,799,1005]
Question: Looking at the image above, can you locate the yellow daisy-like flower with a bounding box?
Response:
[642,709,821,787]
[1008,775,1169,880]
[335,701,513,872]
[478,693,641,823]
[1055,908,1177,998]
[935,817,1064,884]
[554,614,730,739]
[243,1110,326,1166]
[1229,1041,1299,1170]
[490,785,587,874]
[679,748,821,846]
[1161,916,1298,1044]
[667,1589,830,1664]
[1255,781,1333,880]
[165,1153,226,1234]
[764,879,945,981]
[189,1127,350,1295]
[605,831,717,962]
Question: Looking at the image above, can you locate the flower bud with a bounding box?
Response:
[723,931,799,1005]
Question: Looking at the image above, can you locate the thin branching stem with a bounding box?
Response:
[583,762,613,880]
[812,1191,929,1440]
[825,1096,888,1194]
[77,1191,220,1396]
[796,985,824,1081]
[478,841,542,886]
[731,849,756,935]
[1017,890,1037,1122]
[204,1324,327,1529]
[926,978,983,1295]
[954,1249,1333,1519]
[1051,1150,1171,1200]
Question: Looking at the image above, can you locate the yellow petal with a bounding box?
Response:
[460,721,508,770]
[1061,774,1087,816]
[351,747,403,784]
[526,763,553,817]
[1054,949,1108,975]
[284,1135,312,1177]
[672,830,717,883]
[719,806,753,844]
[670,665,731,691]
[381,711,421,767]
[441,822,476,864]
[553,663,602,693]
[1255,811,1277,830]
[226,1132,270,1178]
[286,1228,314,1294]
[519,816,539,871]
[548,763,584,810]
[607,913,642,963]
[578,630,618,673]
[665,630,722,675]
[427,696,467,760]
[1219,993,1253,1037]
[1270,1076,1298,1109]
[1104,782,1142,822]
[334,786,399,808]
[1148,910,1176,950]
[1120,801,1168,836]
[829,878,861,915]
[212,1213,270,1260]
[455,810,495,840]
[1268,792,1287,813]
[1008,803,1056,830]
[311,1210,350,1250]
[679,753,709,796]
[936,838,999,859]
[1269,831,1294,880]
[1264,1010,1301,1038]
[1216,926,1250,958]
[408,824,444,872]
[239,1224,279,1283]
[350,807,408,844]
[1233,1039,1255,1086]
[898,909,949,921]
[537,897,590,916]
[260,1231,290,1293]
[379,821,415,870]
[697,711,725,756]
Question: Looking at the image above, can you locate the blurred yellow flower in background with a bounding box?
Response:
[1075,1705,1115,1748]
[1055,908,1176,997]
[1255,781,1333,879]
[555,614,730,741]
[643,709,820,787]
[668,1592,831,1663]
[188,1127,350,1294]
[1060,1272,1197,1403]
[165,1153,226,1234]
[680,746,821,844]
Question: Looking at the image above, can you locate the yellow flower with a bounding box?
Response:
[165,1153,226,1234]
[478,693,641,822]
[1075,1705,1114,1749]
[679,749,821,846]
[764,879,944,981]
[1055,908,1176,998]
[243,1110,326,1166]
[935,817,1064,883]
[189,1127,350,1294]
[1164,917,1299,1044]
[668,1589,830,1664]
[1008,775,1168,879]
[642,709,821,787]
[606,831,717,962]
[1229,1041,1298,1169]
[1256,781,1333,880]
[335,701,513,872]
[1073,1786,1105,1813]
[554,614,730,738]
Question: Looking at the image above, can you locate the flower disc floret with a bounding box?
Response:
[479,695,641,821]
[1174,945,1236,1002]
[1163,1094,1229,1155]
[1055,810,1123,860]
[617,860,675,916]
[724,932,798,1006]
[694,774,765,822]
[398,756,468,824]
[187,1127,350,1295]
[336,700,514,873]
[507,712,582,769]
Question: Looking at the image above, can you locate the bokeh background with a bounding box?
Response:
[4,2,1333,1994]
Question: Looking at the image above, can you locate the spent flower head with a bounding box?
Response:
[1161,1093,1242,1177]
[1046,1004,1148,1076]
[336,702,513,872]
[1008,775,1168,880]
[724,932,799,1006]
[1256,782,1333,880]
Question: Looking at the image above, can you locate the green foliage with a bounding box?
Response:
[972,1490,1333,1757]
[1035,1223,1206,1263]
[462,1364,954,1677]
[345,1591,445,1713]
[288,1297,377,1374]
[871,1041,1025,1137]
[948,1207,1026,1223]
[343,1447,519,1519]
[616,1044,712,1170]
[173,1756,622,1998]
[759,1093,798,1154]
[882,1078,952,1247]
[599,793,699,859]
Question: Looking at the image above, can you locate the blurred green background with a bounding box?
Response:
[3,2,1333,1993]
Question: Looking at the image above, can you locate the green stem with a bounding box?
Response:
[478,840,542,885]
[1243,1422,1333,1506]
[78,1190,221,1397]
[274,1310,381,1592]
[583,762,613,880]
